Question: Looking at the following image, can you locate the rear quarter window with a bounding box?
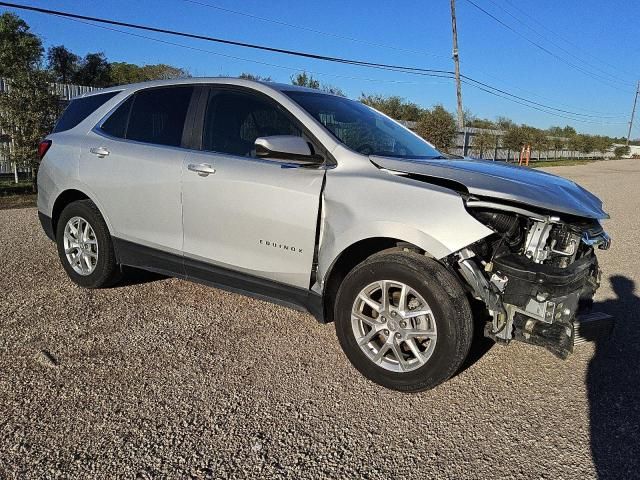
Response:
[52,91,120,133]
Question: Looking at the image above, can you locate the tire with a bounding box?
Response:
[334,250,473,392]
[55,199,121,288]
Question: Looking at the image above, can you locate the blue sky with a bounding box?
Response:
[4,0,639,137]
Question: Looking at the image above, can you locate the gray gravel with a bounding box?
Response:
[1,159,639,479]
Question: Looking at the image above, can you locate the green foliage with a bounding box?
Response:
[238,72,272,82]
[593,135,612,154]
[0,70,60,170]
[359,94,424,122]
[415,105,456,152]
[502,125,526,151]
[468,118,495,129]
[613,145,630,158]
[73,52,112,87]
[576,134,595,154]
[291,71,320,89]
[110,62,189,85]
[290,71,344,96]
[567,134,582,154]
[0,13,43,78]
[0,13,59,183]
[472,129,497,159]
[46,45,79,84]
[495,116,515,131]
[547,126,566,153]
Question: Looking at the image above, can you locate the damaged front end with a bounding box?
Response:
[451,200,611,359]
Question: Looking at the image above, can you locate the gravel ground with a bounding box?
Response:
[1,159,639,479]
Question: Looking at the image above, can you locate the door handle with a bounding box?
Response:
[89,147,110,158]
[188,163,216,177]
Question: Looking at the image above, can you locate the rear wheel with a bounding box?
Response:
[55,200,121,288]
[334,251,473,392]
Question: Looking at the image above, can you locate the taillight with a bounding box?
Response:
[37,139,52,160]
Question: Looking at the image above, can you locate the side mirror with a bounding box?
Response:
[254,136,324,166]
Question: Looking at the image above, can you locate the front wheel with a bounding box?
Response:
[334,251,473,392]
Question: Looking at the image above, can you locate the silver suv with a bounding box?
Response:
[37,78,611,391]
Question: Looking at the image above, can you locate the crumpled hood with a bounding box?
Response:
[370,156,608,219]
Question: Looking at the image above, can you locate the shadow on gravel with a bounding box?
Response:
[114,267,168,287]
[455,300,495,376]
[587,276,640,479]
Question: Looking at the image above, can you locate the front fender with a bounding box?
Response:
[317,166,493,287]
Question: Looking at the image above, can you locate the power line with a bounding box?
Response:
[501,0,638,80]
[461,75,627,119]
[462,0,636,92]
[0,1,628,125]
[462,79,628,125]
[482,0,636,86]
[459,61,628,116]
[0,1,455,77]
[59,15,444,89]
[179,0,450,59]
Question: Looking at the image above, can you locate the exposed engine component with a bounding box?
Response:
[455,205,610,358]
[523,218,556,263]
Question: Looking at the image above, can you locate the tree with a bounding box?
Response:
[495,116,515,131]
[110,62,189,85]
[140,64,188,81]
[577,134,595,156]
[531,128,549,161]
[359,94,423,121]
[547,126,566,159]
[468,118,495,129]
[0,12,43,77]
[291,71,320,89]
[290,71,344,96]
[593,135,612,158]
[73,52,111,87]
[502,125,526,152]
[238,72,272,82]
[415,105,457,152]
[613,145,630,158]
[46,45,79,84]
[567,134,582,158]
[0,70,60,188]
[472,129,497,159]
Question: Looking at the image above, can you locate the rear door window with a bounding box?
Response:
[126,86,194,147]
[53,91,120,133]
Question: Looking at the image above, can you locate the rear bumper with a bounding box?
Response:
[38,211,55,241]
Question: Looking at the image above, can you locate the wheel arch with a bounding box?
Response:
[320,237,425,324]
[51,189,100,239]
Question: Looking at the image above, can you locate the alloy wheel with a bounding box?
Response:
[351,280,437,372]
[63,216,99,276]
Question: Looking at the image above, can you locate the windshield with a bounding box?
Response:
[283,91,443,159]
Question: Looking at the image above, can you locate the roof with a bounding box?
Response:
[79,77,324,98]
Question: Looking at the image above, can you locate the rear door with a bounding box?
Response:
[81,85,196,254]
[181,87,326,289]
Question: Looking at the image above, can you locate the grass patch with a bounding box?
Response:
[0,193,36,210]
[0,180,34,196]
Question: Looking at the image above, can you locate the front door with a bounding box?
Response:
[181,88,325,289]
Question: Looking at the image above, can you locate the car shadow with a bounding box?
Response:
[455,299,495,376]
[111,267,168,288]
[587,275,640,479]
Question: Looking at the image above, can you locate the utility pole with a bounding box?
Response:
[626,81,639,146]
[450,0,464,130]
